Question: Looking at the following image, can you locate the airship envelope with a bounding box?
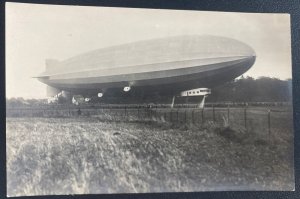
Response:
[36,35,256,96]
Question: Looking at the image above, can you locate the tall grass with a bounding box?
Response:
[6,116,294,196]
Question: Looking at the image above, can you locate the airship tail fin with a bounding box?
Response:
[47,85,61,97]
[45,59,60,73]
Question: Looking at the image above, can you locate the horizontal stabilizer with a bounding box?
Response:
[32,75,49,78]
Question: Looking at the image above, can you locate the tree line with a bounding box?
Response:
[207,76,292,103]
[6,76,293,106]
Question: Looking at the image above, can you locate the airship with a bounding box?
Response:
[36,35,256,103]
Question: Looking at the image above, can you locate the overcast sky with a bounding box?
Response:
[6,3,292,99]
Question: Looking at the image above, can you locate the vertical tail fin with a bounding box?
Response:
[45,59,59,73]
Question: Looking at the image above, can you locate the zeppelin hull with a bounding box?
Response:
[40,56,255,96]
[37,35,256,97]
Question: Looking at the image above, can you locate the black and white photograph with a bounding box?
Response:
[5,2,294,196]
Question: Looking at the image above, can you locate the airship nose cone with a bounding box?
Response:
[246,54,256,71]
[202,35,256,58]
[213,35,256,72]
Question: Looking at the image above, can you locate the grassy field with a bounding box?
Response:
[6,112,294,196]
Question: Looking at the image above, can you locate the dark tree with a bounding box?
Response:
[208,76,292,103]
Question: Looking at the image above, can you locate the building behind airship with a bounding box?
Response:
[37,35,256,97]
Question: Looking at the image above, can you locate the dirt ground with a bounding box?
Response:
[6,116,294,196]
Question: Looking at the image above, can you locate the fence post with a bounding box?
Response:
[177,109,179,123]
[164,112,167,122]
[124,106,127,118]
[268,109,271,136]
[201,108,204,124]
[244,108,247,131]
[192,110,195,124]
[170,110,173,122]
[227,104,230,125]
[184,110,187,123]
[213,105,215,122]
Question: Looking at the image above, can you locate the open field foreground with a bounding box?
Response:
[7,116,294,196]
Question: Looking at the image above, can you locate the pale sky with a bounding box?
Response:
[6,3,292,99]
